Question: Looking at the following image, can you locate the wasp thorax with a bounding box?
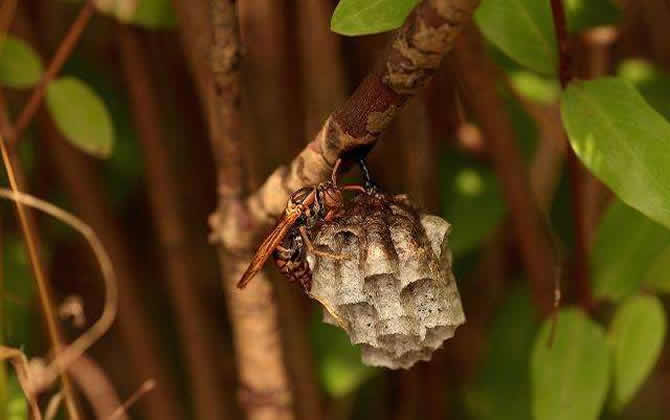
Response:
[306,193,465,369]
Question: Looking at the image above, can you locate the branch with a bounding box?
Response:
[549,0,593,311]
[213,0,481,249]
[452,27,557,315]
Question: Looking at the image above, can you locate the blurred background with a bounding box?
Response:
[1,0,670,419]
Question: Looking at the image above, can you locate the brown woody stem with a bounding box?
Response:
[549,0,593,312]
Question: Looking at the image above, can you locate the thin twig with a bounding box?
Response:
[11,0,95,146]
[0,92,82,419]
[549,0,593,311]
[0,185,118,393]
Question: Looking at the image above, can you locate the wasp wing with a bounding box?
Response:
[236,211,301,288]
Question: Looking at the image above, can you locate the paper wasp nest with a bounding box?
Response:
[307,193,465,369]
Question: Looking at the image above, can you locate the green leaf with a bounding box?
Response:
[531,308,610,420]
[564,0,619,33]
[475,0,557,76]
[440,156,505,256]
[46,77,114,158]
[465,289,536,420]
[561,77,670,230]
[592,200,670,301]
[609,295,666,411]
[330,0,419,36]
[311,314,378,397]
[0,36,43,88]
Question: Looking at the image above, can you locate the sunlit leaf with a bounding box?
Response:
[440,155,505,256]
[476,0,557,75]
[61,55,143,204]
[561,77,670,229]
[465,289,536,420]
[312,314,378,397]
[609,295,666,412]
[0,36,43,89]
[46,77,114,158]
[330,0,419,36]
[592,200,670,301]
[531,308,609,420]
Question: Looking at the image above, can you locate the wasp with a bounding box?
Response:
[236,159,372,290]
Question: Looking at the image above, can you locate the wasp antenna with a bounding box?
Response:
[332,158,343,185]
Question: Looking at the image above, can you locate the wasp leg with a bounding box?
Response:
[358,158,379,193]
[299,226,351,260]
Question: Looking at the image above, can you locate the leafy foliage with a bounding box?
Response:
[465,289,536,420]
[531,309,610,420]
[476,0,557,76]
[0,36,43,89]
[561,77,670,229]
[330,0,419,36]
[476,0,619,75]
[46,77,115,158]
[608,295,666,412]
[592,200,670,301]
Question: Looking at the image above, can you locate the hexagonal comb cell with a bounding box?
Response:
[307,192,465,369]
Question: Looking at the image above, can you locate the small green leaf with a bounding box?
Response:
[0,36,43,88]
[476,0,557,75]
[592,200,670,301]
[531,308,610,420]
[609,295,666,411]
[465,289,536,420]
[561,77,670,229]
[330,0,419,36]
[312,315,377,397]
[46,77,114,158]
[564,0,619,33]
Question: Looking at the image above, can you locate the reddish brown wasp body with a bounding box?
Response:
[236,159,366,290]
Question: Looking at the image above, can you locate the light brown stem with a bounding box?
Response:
[117,23,229,420]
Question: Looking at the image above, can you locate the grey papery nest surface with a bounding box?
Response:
[306,193,465,369]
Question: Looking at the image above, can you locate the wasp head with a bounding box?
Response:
[320,182,344,210]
